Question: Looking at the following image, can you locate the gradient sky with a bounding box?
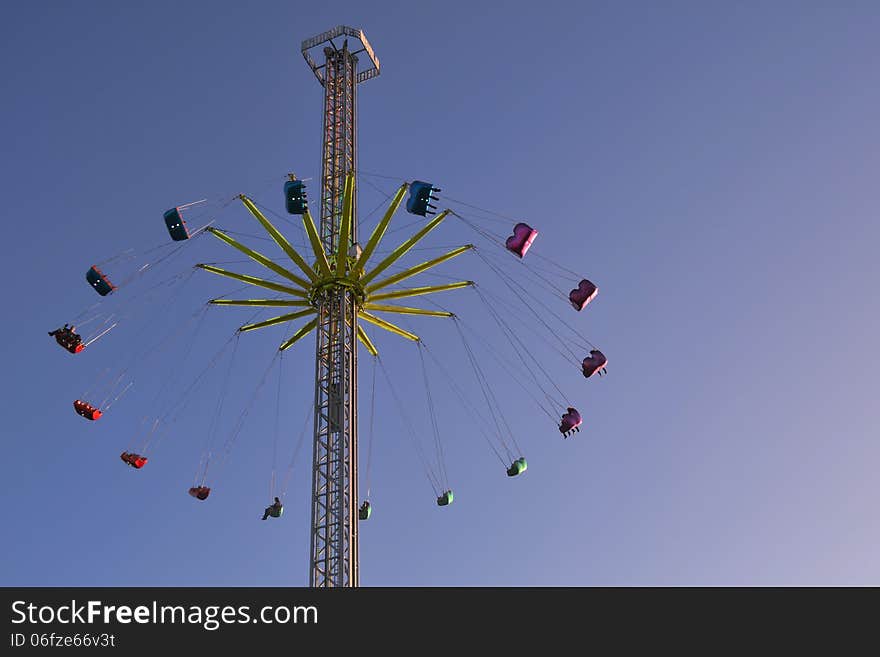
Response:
[1,1,878,586]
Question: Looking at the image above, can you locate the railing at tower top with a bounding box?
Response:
[302,25,380,86]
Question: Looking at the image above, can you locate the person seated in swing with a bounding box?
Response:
[49,324,83,354]
[262,496,283,520]
[49,323,82,346]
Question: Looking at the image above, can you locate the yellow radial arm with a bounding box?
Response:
[301,208,332,277]
[239,308,317,333]
[357,325,379,357]
[279,319,318,351]
[358,310,420,342]
[209,299,311,307]
[367,281,474,302]
[238,195,318,283]
[365,245,474,294]
[354,183,408,274]
[359,210,451,287]
[336,172,354,275]
[196,264,308,298]
[363,303,453,318]
[207,227,312,289]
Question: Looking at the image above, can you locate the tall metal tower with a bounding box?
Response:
[198,25,468,587]
[301,26,380,587]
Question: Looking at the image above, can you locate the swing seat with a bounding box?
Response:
[559,407,582,436]
[163,208,190,241]
[406,181,440,216]
[569,279,598,311]
[284,179,308,215]
[581,350,607,378]
[86,266,116,296]
[120,452,148,469]
[54,330,84,353]
[73,399,102,420]
[358,501,372,520]
[506,457,528,477]
[189,486,211,500]
[505,223,538,258]
[436,490,454,506]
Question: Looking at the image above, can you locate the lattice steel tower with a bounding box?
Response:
[301,26,380,587]
[199,25,467,587]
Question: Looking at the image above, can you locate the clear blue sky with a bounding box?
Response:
[1,1,878,586]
